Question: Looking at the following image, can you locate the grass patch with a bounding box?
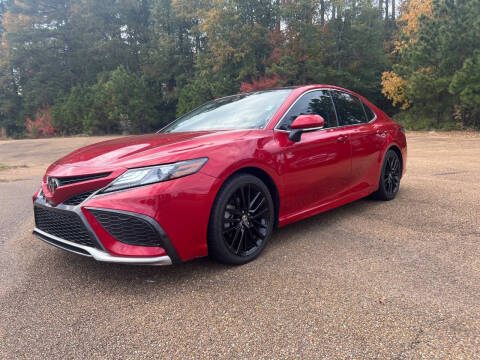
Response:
[0,163,28,171]
[393,112,463,131]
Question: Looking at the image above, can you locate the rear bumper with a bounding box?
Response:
[33,227,173,265]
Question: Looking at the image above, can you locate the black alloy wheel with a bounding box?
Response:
[372,149,402,201]
[384,152,401,195]
[208,174,274,265]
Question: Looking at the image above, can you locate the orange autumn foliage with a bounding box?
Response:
[382,0,434,109]
[393,0,433,53]
[381,71,411,110]
[240,75,283,93]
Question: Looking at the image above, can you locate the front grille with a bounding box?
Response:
[90,210,163,247]
[55,172,111,187]
[63,190,95,206]
[34,206,99,249]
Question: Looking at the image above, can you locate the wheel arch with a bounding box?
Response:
[221,166,281,229]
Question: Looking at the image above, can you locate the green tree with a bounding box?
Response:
[384,0,480,128]
[449,50,480,128]
[264,1,388,105]
[54,66,161,135]
[51,86,92,135]
[1,0,479,135]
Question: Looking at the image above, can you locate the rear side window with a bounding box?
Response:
[363,102,376,122]
[277,90,338,130]
[331,91,367,126]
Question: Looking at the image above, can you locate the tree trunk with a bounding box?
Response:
[385,0,389,20]
[274,0,281,31]
[379,0,383,19]
[392,0,396,20]
[320,0,325,26]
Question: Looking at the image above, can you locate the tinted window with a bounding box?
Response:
[363,102,376,121]
[161,89,293,132]
[277,90,337,130]
[331,91,367,126]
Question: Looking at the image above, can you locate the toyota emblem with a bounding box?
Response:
[47,177,60,193]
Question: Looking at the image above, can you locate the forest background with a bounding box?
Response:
[0,0,479,137]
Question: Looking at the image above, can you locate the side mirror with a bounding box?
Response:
[289,114,325,142]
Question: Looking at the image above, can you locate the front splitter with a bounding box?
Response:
[33,228,172,266]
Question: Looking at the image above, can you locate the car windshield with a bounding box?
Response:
[161,89,293,133]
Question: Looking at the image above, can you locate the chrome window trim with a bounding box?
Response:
[273,88,377,133]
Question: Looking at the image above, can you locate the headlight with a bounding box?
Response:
[103,158,208,193]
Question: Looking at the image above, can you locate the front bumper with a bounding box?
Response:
[33,191,179,265]
[33,170,221,264]
[33,227,172,265]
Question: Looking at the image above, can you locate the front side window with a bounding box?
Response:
[331,91,367,126]
[161,89,293,133]
[277,90,338,130]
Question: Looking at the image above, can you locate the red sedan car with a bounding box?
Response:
[33,85,406,265]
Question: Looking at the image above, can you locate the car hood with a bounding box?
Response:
[53,130,250,170]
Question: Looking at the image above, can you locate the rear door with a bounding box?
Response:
[331,90,385,192]
[274,90,352,215]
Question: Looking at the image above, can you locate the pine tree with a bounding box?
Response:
[0,0,478,135]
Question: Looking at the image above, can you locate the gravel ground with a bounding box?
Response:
[0,179,39,245]
[0,132,479,359]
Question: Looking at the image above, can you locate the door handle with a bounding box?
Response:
[376,129,387,137]
[337,136,348,143]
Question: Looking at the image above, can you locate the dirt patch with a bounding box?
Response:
[0,164,28,171]
[0,136,117,182]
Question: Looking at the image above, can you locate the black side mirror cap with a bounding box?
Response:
[288,129,303,142]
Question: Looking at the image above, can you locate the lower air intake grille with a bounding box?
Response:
[63,190,95,206]
[34,206,99,249]
[90,210,163,247]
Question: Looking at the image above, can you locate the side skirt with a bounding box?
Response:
[278,187,375,227]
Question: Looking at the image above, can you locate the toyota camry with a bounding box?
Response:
[32,85,407,265]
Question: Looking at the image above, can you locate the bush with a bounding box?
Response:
[393,111,462,131]
[25,106,56,137]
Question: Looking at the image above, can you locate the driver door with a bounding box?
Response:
[274,90,352,216]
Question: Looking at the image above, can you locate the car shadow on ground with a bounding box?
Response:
[31,193,397,292]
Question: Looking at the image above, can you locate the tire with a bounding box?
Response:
[208,173,275,265]
[372,149,402,201]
